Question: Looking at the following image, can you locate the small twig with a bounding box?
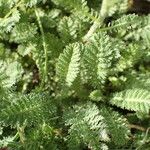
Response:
[129,124,146,132]
[34,7,48,87]
[136,127,150,150]
[17,122,27,144]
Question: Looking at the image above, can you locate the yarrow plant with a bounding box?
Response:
[0,0,150,149]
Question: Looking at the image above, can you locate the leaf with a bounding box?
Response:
[0,61,23,88]
[110,89,150,113]
[0,93,57,126]
[83,32,121,86]
[56,42,82,86]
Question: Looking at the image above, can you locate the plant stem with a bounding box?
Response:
[129,124,146,132]
[34,8,48,87]
[82,0,108,42]
[17,126,26,144]
[13,132,19,140]
[3,0,23,19]
[136,127,150,150]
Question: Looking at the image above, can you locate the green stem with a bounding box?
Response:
[34,7,48,87]
[98,22,128,31]
[17,125,26,144]
[82,0,108,42]
[136,127,150,150]
[3,0,23,19]
[13,132,19,140]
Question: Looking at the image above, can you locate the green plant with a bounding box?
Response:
[0,0,150,149]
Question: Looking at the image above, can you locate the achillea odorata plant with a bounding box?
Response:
[0,0,150,149]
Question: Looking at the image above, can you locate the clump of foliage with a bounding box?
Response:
[0,0,150,149]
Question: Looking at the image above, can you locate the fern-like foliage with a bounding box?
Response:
[125,73,150,91]
[83,32,121,87]
[58,16,79,43]
[100,0,128,17]
[56,43,82,87]
[64,102,130,150]
[125,15,150,45]
[109,14,140,37]
[99,106,130,146]
[0,0,21,35]
[0,60,23,88]
[110,89,150,114]
[0,9,20,34]
[51,0,89,15]
[8,124,59,150]
[23,0,46,7]
[0,0,150,149]
[0,92,57,126]
[115,43,144,72]
[110,14,150,47]
[10,22,38,43]
[0,136,15,148]
[52,0,99,24]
